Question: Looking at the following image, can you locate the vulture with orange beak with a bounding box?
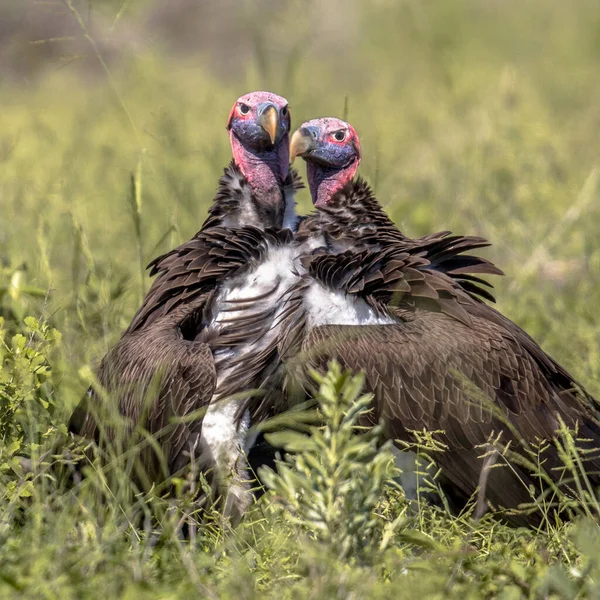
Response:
[281,117,600,525]
[68,92,300,516]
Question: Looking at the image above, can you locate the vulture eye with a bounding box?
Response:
[281,106,289,116]
[239,103,250,115]
[332,130,346,142]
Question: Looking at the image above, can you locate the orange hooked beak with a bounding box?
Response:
[258,104,278,145]
[289,127,317,162]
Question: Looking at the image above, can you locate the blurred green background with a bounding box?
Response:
[2,0,600,410]
[3,3,600,596]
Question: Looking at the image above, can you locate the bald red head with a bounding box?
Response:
[290,117,361,207]
[227,91,290,137]
[226,91,291,207]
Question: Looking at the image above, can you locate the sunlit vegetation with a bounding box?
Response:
[2,0,600,596]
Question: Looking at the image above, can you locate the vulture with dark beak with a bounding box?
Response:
[68,92,299,515]
[281,117,600,525]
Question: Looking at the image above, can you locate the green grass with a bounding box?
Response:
[2,0,600,596]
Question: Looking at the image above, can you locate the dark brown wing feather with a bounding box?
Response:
[302,318,592,448]
[127,162,302,333]
[70,223,294,481]
[303,246,476,326]
[465,301,600,409]
[69,310,217,481]
[401,232,504,303]
[288,178,600,523]
[299,317,600,524]
[69,163,302,488]
[298,177,504,303]
[128,227,293,333]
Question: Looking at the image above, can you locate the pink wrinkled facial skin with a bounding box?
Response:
[299,117,361,208]
[227,91,291,206]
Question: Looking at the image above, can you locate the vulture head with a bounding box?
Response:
[227,91,290,150]
[290,117,361,207]
[227,91,292,210]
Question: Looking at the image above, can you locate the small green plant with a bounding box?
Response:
[0,316,63,456]
[2,0,600,594]
[0,314,64,503]
[260,361,396,561]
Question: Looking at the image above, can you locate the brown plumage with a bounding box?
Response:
[296,176,503,303]
[68,159,302,490]
[279,117,600,525]
[220,192,509,424]
[68,91,299,506]
[275,176,600,525]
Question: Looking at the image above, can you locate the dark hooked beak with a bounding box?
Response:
[289,126,320,162]
[258,103,278,145]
